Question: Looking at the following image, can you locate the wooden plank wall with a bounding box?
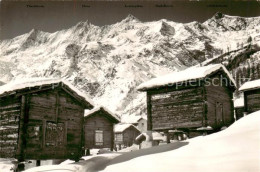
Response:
[0,96,21,158]
[25,89,84,160]
[84,111,114,150]
[235,107,244,120]
[205,74,234,129]
[59,90,83,155]
[245,89,260,113]
[122,126,140,147]
[149,87,204,130]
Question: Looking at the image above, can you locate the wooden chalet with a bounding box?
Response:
[137,64,236,138]
[114,124,140,150]
[239,79,260,114]
[0,78,94,162]
[122,115,147,133]
[135,117,147,133]
[234,97,244,120]
[84,106,120,151]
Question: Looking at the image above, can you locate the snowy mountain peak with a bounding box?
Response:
[0,14,260,118]
[204,13,260,31]
[121,14,140,23]
[26,28,41,40]
[20,28,47,50]
[74,20,92,29]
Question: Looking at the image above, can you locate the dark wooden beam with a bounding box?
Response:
[55,92,60,123]
[111,127,114,151]
[147,92,152,131]
[203,85,208,127]
[16,95,28,161]
[36,160,41,166]
[80,110,84,158]
[64,121,68,146]
[42,120,46,149]
[244,91,248,113]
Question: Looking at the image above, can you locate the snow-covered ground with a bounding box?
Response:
[118,144,140,152]
[0,159,17,172]
[103,111,260,172]
[24,153,121,172]
[1,110,259,172]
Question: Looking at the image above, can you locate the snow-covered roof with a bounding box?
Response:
[84,106,120,122]
[136,132,165,142]
[239,79,260,92]
[121,115,147,124]
[152,132,165,141]
[0,78,94,108]
[114,123,140,133]
[234,97,244,108]
[137,64,236,91]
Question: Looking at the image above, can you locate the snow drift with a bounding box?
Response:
[103,111,260,172]
[2,110,259,172]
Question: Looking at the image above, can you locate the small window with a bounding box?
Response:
[142,123,144,126]
[95,130,103,146]
[115,133,123,142]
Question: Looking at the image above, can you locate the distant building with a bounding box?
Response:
[135,117,147,133]
[0,78,94,162]
[122,115,147,133]
[84,106,120,151]
[234,97,244,120]
[137,64,236,139]
[239,79,260,114]
[114,124,141,150]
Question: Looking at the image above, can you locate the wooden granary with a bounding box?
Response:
[0,78,94,162]
[84,106,120,151]
[114,124,140,149]
[234,97,244,120]
[137,64,236,138]
[239,79,260,114]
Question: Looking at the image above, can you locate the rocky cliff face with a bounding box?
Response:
[0,13,260,119]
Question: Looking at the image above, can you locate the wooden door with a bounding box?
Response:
[45,122,65,147]
[95,130,103,146]
[215,102,224,126]
[84,125,94,148]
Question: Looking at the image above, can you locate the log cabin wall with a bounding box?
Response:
[0,96,21,158]
[84,111,114,150]
[122,126,140,147]
[235,107,244,120]
[24,88,85,160]
[147,86,205,131]
[244,89,260,113]
[205,73,234,129]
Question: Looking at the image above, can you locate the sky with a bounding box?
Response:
[0,0,260,40]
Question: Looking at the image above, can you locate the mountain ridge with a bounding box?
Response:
[0,13,260,119]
